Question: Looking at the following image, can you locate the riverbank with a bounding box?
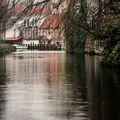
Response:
[0,44,16,56]
[100,42,120,68]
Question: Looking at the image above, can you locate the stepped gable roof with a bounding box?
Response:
[40,13,63,29]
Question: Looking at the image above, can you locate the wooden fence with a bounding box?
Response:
[24,44,61,50]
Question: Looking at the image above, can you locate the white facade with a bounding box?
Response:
[23,40,39,45]
[5,27,20,39]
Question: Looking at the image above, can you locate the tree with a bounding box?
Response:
[64,0,120,66]
[63,0,119,51]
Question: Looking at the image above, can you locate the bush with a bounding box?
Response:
[0,44,16,55]
[99,22,120,68]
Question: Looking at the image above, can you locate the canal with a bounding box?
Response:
[0,51,120,120]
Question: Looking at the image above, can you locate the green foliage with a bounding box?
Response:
[102,43,120,67]
[0,45,16,55]
[100,22,120,67]
[64,0,87,53]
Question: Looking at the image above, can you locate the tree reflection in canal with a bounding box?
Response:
[0,56,7,120]
[0,52,120,120]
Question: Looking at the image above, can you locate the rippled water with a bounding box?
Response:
[0,51,120,120]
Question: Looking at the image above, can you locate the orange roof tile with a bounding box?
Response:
[28,7,51,16]
[40,14,63,29]
[11,3,50,17]
[14,3,25,10]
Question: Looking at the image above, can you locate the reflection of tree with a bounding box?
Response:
[65,54,120,120]
[64,53,88,118]
[0,56,6,84]
[65,53,87,100]
[85,55,102,120]
[85,55,120,120]
[100,68,120,120]
[0,56,6,120]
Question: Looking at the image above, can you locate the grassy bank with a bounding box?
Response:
[0,44,16,55]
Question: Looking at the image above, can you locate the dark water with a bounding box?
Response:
[0,52,120,120]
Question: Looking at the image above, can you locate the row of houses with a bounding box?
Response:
[4,0,69,48]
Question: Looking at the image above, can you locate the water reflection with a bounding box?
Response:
[64,54,88,119]
[0,57,7,120]
[0,52,120,120]
[85,55,120,120]
[100,68,120,120]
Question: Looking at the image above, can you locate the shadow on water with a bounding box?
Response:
[0,56,6,84]
[0,56,7,120]
[64,53,88,119]
[100,68,120,120]
[84,55,120,120]
[0,53,120,120]
[65,53,120,120]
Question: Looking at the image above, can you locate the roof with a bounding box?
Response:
[11,3,50,17]
[14,3,25,10]
[40,14,63,29]
[5,37,22,41]
[28,7,51,16]
[12,3,25,13]
[9,3,26,17]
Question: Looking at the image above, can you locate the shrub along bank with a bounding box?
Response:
[99,23,120,68]
[0,44,16,55]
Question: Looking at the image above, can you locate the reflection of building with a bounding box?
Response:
[4,52,71,120]
[5,52,65,86]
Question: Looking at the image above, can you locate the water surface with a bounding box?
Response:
[0,51,120,120]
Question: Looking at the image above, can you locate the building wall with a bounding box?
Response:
[22,27,39,40]
[23,40,39,45]
[18,1,66,46]
[38,28,62,44]
[5,28,20,39]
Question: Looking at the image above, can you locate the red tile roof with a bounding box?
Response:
[11,3,50,17]
[5,37,22,41]
[40,14,63,29]
[10,3,26,16]
[14,3,25,10]
[28,7,50,16]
